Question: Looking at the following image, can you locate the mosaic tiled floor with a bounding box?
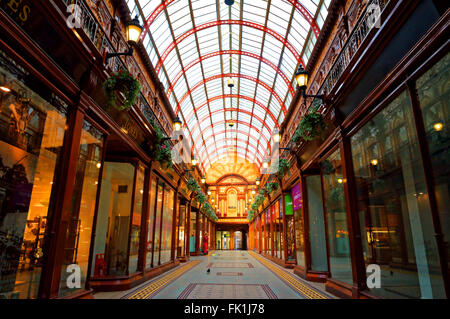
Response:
[94,250,336,299]
[207,262,254,268]
[178,283,277,299]
[213,257,248,260]
[216,272,243,276]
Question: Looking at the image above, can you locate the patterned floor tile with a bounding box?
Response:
[207,262,254,268]
[216,272,243,276]
[178,283,277,299]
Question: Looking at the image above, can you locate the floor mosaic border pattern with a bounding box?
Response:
[216,272,243,276]
[177,283,278,299]
[207,262,254,268]
[249,251,329,299]
[122,260,201,299]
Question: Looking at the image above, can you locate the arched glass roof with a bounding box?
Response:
[125,0,331,172]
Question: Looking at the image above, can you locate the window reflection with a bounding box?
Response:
[322,149,352,285]
[0,65,66,298]
[416,53,450,282]
[59,121,103,297]
[129,166,145,274]
[145,177,157,269]
[91,162,135,277]
[352,91,446,298]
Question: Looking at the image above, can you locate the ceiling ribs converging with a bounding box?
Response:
[128,0,331,171]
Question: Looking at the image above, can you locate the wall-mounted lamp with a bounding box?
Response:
[272,129,281,143]
[201,176,206,184]
[295,65,325,103]
[106,16,143,64]
[173,116,182,132]
[262,158,270,169]
[256,177,261,186]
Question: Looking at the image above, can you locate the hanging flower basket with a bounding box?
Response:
[292,105,327,143]
[103,69,141,111]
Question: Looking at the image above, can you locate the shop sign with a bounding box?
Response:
[1,0,85,83]
[1,0,31,26]
[292,183,302,211]
[284,194,293,216]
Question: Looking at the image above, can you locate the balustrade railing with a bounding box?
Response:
[285,0,390,152]
[62,0,167,135]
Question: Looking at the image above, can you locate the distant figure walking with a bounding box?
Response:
[203,232,209,255]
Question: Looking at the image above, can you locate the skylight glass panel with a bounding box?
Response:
[130,0,328,167]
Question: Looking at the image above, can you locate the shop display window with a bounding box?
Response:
[153,180,164,265]
[59,120,103,297]
[160,185,174,264]
[176,203,186,258]
[305,175,328,272]
[352,90,446,298]
[129,165,145,274]
[189,210,196,253]
[145,177,157,269]
[294,205,305,267]
[416,53,450,282]
[284,194,296,261]
[322,149,352,285]
[0,59,67,298]
[278,199,284,260]
[91,162,135,277]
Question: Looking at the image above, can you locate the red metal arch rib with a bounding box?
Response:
[286,0,321,38]
[196,130,272,157]
[190,120,270,158]
[154,20,304,74]
[183,95,280,130]
[188,108,275,141]
[167,50,295,98]
[141,1,320,43]
[175,73,287,115]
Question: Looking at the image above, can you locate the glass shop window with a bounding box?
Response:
[305,175,328,272]
[322,149,353,285]
[160,185,174,264]
[145,176,157,269]
[189,210,196,253]
[59,120,103,297]
[91,162,135,277]
[351,90,446,298]
[153,180,164,265]
[129,165,145,274]
[416,53,450,282]
[0,62,67,298]
[294,205,305,267]
[176,203,186,258]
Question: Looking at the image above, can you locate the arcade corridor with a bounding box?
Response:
[0,0,448,302]
[94,250,333,299]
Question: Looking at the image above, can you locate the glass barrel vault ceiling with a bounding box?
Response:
[125,0,331,173]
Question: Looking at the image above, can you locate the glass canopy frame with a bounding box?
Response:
[125,0,331,172]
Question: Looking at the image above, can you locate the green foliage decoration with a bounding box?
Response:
[103,69,141,111]
[292,105,326,143]
[277,158,290,179]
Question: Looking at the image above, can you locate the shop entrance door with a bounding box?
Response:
[234,231,242,250]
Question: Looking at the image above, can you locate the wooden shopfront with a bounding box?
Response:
[0,0,189,298]
[291,0,449,299]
